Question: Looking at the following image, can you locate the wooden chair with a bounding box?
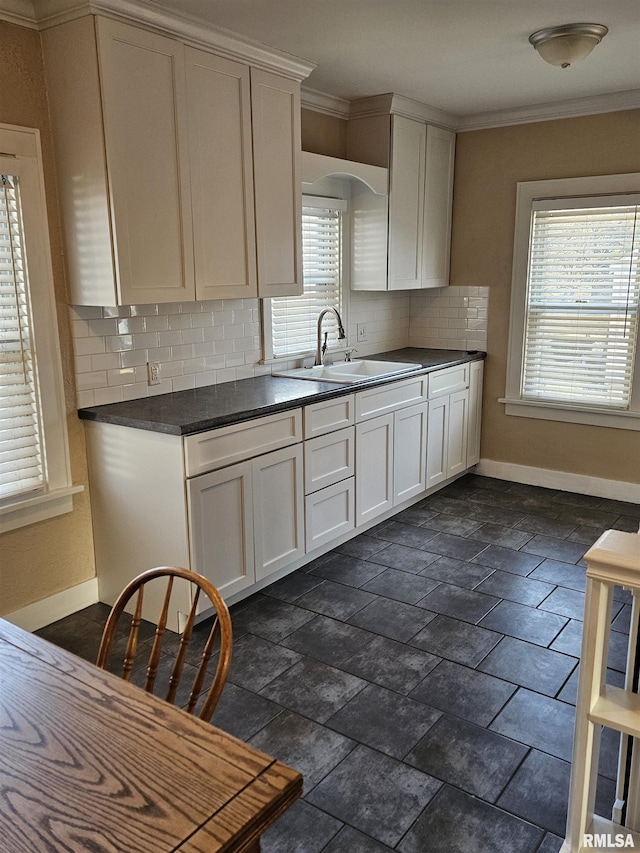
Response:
[96,566,232,722]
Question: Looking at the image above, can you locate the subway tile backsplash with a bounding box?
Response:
[409,286,489,351]
[71,287,487,407]
[71,299,265,408]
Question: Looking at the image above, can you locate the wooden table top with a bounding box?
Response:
[0,618,302,853]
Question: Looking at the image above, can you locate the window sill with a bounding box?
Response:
[260,351,314,366]
[261,348,351,366]
[0,485,85,534]
[500,398,640,431]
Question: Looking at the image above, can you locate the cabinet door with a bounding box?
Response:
[42,16,117,305]
[467,361,484,467]
[356,413,394,526]
[388,115,426,290]
[185,49,257,300]
[447,389,469,477]
[96,18,194,303]
[394,403,427,503]
[252,444,305,580]
[251,69,303,297]
[426,396,448,488]
[187,461,255,599]
[422,125,455,289]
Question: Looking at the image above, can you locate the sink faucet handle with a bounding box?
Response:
[321,331,329,361]
[344,349,358,362]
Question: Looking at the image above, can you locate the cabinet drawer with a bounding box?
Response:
[355,375,427,422]
[184,409,302,477]
[305,478,355,552]
[304,394,354,438]
[429,364,469,398]
[304,426,354,494]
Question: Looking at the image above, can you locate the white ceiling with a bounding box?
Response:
[150,0,640,118]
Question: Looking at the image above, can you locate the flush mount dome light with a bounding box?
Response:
[529,23,608,68]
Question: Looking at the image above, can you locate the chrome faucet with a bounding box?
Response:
[315,307,346,366]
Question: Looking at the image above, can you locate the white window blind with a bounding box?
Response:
[270,197,346,358]
[0,174,44,500]
[522,196,640,409]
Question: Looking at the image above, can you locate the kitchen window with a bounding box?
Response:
[263,195,348,360]
[503,172,640,430]
[0,125,79,533]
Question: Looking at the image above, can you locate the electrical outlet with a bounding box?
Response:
[147,361,161,386]
[357,324,368,342]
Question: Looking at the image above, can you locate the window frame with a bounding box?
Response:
[503,172,640,431]
[262,186,350,363]
[0,124,80,533]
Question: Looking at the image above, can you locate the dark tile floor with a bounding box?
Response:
[37,474,640,853]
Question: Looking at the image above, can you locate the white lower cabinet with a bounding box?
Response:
[425,362,479,488]
[467,360,484,467]
[447,390,470,477]
[87,361,483,626]
[355,403,428,526]
[354,375,429,527]
[188,442,304,592]
[187,461,255,599]
[426,388,470,487]
[252,444,304,580]
[86,411,304,629]
[303,419,356,551]
[304,426,354,494]
[305,478,355,551]
[425,395,448,488]
[355,413,395,526]
[394,402,427,503]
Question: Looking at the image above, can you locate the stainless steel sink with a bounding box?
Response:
[273,359,422,384]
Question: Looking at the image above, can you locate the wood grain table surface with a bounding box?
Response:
[0,618,302,853]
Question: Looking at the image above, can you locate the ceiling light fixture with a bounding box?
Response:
[528,23,608,69]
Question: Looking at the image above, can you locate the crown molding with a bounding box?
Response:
[22,0,315,80]
[457,88,640,131]
[0,0,38,27]
[347,93,457,130]
[303,86,640,132]
[387,94,458,130]
[346,93,395,119]
[301,87,351,119]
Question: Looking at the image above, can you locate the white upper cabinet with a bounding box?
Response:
[96,19,195,305]
[347,106,456,291]
[389,116,455,291]
[43,15,307,305]
[185,49,257,301]
[251,70,303,298]
[388,116,426,289]
[422,124,456,289]
[43,17,195,305]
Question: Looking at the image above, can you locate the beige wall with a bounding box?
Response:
[301,108,348,158]
[0,21,95,616]
[451,109,640,484]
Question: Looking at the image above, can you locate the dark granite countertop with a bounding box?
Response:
[77,348,485,436]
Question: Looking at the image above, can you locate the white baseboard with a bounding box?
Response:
[476,459,640,505]
[4,577,100,632]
